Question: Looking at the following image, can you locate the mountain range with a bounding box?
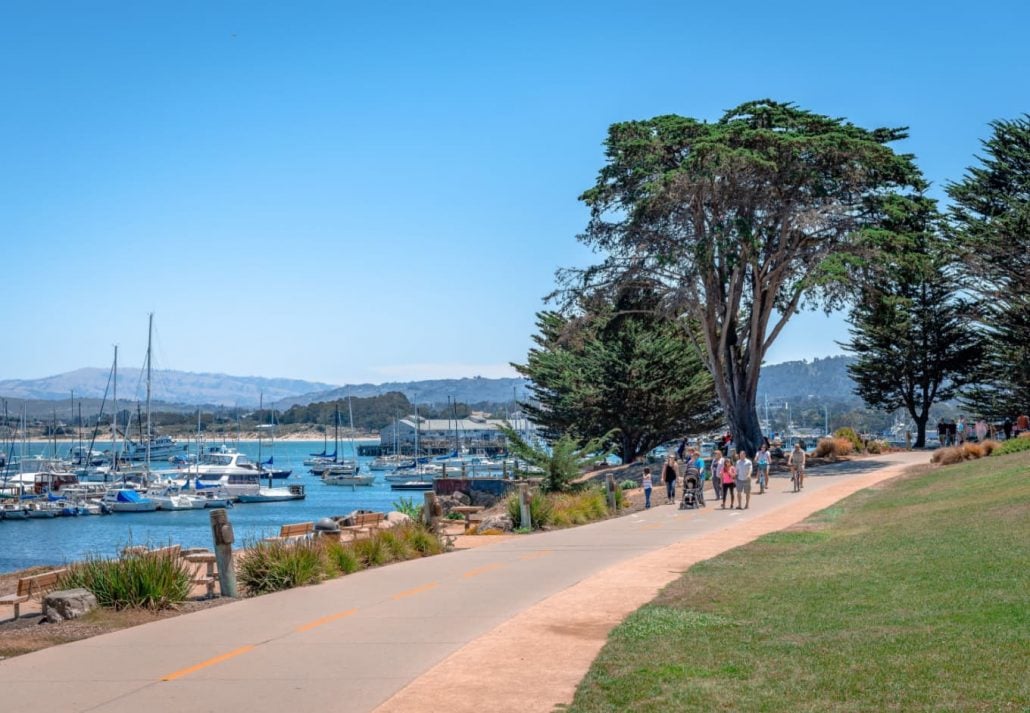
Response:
[0,356,859,412]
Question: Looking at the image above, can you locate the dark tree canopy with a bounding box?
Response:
[514,288,720,463]
[843,195,984,447]
[947,115,1030,416]
[566,100,924,454]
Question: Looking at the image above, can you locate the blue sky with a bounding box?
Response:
[2,1,1027,385]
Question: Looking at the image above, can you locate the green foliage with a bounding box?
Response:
[323,541,363,575]
[376,529,414,561]
[833,427,863,452]
[948,115,1030,416]
[505,490,555,529]
[277,392,412,430]
[843,195,984,447]
[514,286,721,463]
[567,100,924,455]
[992,436,1030,457]
[392,496,423,521]
[64,549,191,610]
[499,424,613,493]
[619,479,637,490]
[236,540,328,595]
[352,534,391,567]
[401,524,445,556]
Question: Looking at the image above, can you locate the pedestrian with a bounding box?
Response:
[957,416,967,444]
[720,458,737,509]
[710,449,724,501]
[755,443,770,494]
[947,420,958,446]
[937,419,947,444]
[1003,417,1013,440]
[641,467,653,509]
[692,449,706,507]
[975,419,988,443]
[661,455,678,504]
[787,442,806,491]
[1016,412,1030,437]
[735,450,752,509]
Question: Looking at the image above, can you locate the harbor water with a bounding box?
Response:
[0,440,412,573]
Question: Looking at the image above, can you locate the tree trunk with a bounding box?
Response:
[913,414,928,449]
[726,398,763,457]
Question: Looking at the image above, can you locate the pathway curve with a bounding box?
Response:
[0,451,929,713]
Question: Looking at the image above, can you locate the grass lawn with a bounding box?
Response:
[567,452,1030,712]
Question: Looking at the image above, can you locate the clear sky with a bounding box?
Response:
[2,1,1027,385]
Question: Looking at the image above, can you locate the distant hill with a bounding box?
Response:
[273,377,530,409]
[757,355,859,402]
[1,358,860,414]
[0,368,336,408]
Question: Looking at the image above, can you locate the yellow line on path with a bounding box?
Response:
[295,608,358,633]
[393,582,439,600]
[161,645,254,682]
[462,563,506,579]
[518,549,553,561]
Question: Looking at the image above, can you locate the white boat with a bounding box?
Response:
[25,502,59,518]
[0,503,29,520]
[100,488,158,513]
[236,484,306,503]
[122,434,186,462]
[323,473,374,486]
[147,486,206,511]
[192,451,264,498]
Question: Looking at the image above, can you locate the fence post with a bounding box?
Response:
[606,473,617,512]
[423,491,440,529]
[209,508,237,598]
[519,482,531,530]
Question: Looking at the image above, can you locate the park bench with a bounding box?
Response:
[264,522,314,543]
[451,505,485,533]
[338,511,385,538]
[1,569,67,621]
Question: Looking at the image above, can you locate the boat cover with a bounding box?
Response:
[116,490,146,503]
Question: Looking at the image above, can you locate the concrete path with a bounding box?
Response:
[0,452,928,713]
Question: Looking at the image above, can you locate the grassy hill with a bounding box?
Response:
[569,452,1030,712]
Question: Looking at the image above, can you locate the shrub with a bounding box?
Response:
[866,439,888,454]
[352,534,391,567]
[322,540,363,575]
[392,496,423,520]
[236,540,328,595]
[64,549,191,610]
[833,427,863,452]
[401,524,445,555]
[620,479,637,490]
[979,439,999,455]
[931,446,965,465]
[814,437,853,459]
[506,490,554,529]
[992,436,1030,456]
[377,529,414,561]
[962,442,985,460]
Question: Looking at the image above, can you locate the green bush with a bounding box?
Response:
[401,524,445,556]
[236,540,328,595]
[323,540,363,575]
[377,529,414,561]
[992,436,1030,456]
[64,549,191,610]
[352,534,391,567]
[833,427,863,452]
[505,490,554,529]
[392,496,423,520]
[620,479,637,490]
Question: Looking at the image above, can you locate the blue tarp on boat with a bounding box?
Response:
[116,490,146,503]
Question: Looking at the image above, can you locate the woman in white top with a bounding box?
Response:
[641,467,653,509]
[755,445,771,494]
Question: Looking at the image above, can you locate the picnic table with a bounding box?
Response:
[451,505,485,533]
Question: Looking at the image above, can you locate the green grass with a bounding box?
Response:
[568,452,1030,712]
[64,549,191,610]
[992,435,1030,456]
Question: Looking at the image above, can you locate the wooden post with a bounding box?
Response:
[519,482,531,530]
[422,491,440,529]
[606,473,617,512]
[209,508,237,598]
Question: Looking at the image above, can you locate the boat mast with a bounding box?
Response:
[112,345,118,474]
[257,392,263,465]
[145,312,153,481]
[347,395,355,462]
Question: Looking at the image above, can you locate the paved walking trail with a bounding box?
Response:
[0,451,928,713]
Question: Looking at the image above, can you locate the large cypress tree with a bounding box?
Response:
[843,195,984,447]
[947,115,1030,416]
[568,100,923,454]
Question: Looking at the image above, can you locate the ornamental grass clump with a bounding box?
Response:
[322,540,363,575]
[376,528,414,561]
[64,549,191,610]
[962,442,986,460]
[833,427,863,452]
[236,539,328,595]
[814,437,853,459]
[401,523,445,556]
[352,533,392,567]
[931,446,965,465]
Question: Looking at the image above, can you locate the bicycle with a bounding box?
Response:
[790,466,801,493]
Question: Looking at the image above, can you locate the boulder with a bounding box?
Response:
[42,588,98,623]
[468,489,499,508]
[437,492,471,514]
[384,511,412,527]
[475,513,514,533]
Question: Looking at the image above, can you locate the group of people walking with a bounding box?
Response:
[640,442,809,510]
[937,413,1030,445]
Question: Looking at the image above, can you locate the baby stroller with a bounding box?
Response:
[680,468,704,509]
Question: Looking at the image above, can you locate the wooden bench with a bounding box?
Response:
[0,569,67,621]
[339,512,385,538]
[451,505,485,533]
[264,521,314,543]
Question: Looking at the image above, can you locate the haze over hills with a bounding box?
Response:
[0,357,861,413]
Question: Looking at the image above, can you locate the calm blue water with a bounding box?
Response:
[0,440,414,573]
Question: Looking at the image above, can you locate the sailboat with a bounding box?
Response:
[257,399,292,480]
[322,398,372,485]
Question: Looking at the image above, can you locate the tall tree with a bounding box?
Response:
[947,115,1030,415]
[843,195,984,447]
[515,289,720,463]
[567,100,923,454]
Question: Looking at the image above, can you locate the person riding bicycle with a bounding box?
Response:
[787,442,806,492]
